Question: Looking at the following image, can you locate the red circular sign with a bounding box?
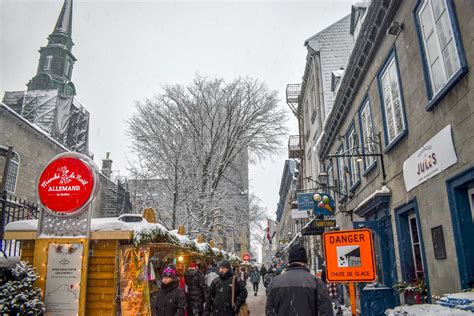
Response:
[38,156,94,214]
[242,253,251,261]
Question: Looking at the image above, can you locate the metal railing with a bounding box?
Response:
[0,191,39,257]
[288,135,303,159]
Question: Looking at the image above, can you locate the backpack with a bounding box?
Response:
[263,272,274,288]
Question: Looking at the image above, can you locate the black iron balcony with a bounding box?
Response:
[288,135,303,159]
[286,84,301,117]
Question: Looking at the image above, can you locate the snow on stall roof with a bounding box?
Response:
[5,218,160,232]
[353,186,390,214]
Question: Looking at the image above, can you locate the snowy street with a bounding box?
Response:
[245,281,267,315]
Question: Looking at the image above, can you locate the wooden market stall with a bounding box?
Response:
[4,213,241,316]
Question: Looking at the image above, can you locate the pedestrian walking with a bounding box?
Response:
[185,263,207,316]
[263,266,277,296]
[154,267,187,316]
[249,267,261,296]
[205,260,248,316]
[260,265,267,280]
[328,282,343,316]
[266,244,334,316]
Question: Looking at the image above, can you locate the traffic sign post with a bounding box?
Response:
[323,229,376,316]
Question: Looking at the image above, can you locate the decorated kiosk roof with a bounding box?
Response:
[5,217,241,262]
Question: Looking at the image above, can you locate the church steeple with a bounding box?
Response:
[27,0,77,96]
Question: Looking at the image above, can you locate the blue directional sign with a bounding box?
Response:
[297,193,314,211]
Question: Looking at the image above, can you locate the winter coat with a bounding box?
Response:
[155,279,187,316]
[205,266,219,287]
[204,271,248,316]
[266,264,334,316]
[249,270,261,283]
[260,266,267,278]
[263,271,276,288]
[185,269,207,312]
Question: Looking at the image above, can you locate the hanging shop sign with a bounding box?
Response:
[44,243,83,315]
[301,219,336,235]
[313,193,335,216]
[403,125,457,192]
[293,193,313,219]
[38,154,98,216]
[242,253,251,261]
[323,229,376,282]
[301,225,324,236]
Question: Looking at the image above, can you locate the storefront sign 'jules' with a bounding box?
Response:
[403,125,457,192]
[39,155,95,215]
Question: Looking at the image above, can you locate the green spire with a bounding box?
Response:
[27,0,76,96]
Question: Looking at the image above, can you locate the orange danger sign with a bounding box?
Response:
[323,229,376,282]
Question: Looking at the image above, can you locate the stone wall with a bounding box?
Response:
[325,0,474,295]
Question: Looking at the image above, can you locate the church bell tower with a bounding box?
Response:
[27,0,76,96]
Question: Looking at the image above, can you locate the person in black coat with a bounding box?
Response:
[205,260,247,316]
[155,267,187,316]
[260,265,267,280]
[266,244,333,316]
[185,263,207,316]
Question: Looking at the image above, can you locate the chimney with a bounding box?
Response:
[101,152,113,178]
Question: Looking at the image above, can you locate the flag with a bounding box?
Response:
[266,218,272,244]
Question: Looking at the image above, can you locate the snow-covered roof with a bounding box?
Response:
[353,186,391,214]
[5,218,239,259]
[0,102,69,152]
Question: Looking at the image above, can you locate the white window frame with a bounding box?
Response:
[327,164,334,191]
[336,144,347,198]
[408,213,425,281]
[468,187,474,222]
[378,50,407,148]
[5,153,20,193]
[346,125,360,189]
[417,0,461,97]
[359,98,376,171]
[44,55,53,71]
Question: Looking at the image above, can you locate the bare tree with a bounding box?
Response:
[128,75,287,236]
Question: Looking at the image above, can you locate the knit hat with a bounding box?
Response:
[288,244,308,263]
[219,260,231,270]
[162,267,176,278]
[189,263,197,269]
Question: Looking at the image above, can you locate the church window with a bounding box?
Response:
[65,59,72,77]
[44,55,53,70]
[5,153,20,194]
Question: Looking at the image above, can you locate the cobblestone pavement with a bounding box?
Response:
[245,281,266,315]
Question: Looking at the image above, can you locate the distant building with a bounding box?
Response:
[284,14,353,274]
[272,160,300,255]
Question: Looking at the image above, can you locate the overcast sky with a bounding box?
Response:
[1,0,355,221]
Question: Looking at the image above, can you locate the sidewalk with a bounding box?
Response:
[245,281,266,315]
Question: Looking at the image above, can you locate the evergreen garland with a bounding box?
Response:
[0,261,45,315]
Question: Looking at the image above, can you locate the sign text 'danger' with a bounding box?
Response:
[323,229,376,283]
